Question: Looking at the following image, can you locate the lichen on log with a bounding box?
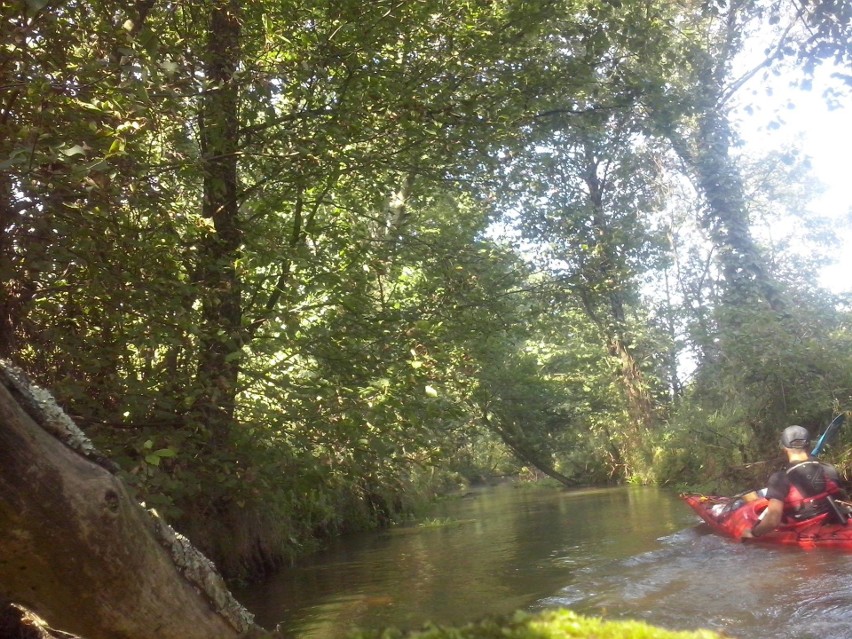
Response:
[150,511,257,634]
[0,360,100,460]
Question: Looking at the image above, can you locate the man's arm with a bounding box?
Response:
[741,498,784,538]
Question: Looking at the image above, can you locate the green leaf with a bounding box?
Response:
[107,138,126,156]
[62,144,87,157]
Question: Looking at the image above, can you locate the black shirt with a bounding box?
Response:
[766,459,842,520]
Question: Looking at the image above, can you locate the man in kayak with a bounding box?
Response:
[742,425,848,539]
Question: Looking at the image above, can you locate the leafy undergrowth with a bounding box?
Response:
[348,609,726,639]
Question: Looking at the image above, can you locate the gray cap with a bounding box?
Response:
[780,425,811,449]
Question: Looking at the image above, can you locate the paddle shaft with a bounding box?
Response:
[811,414,846,457]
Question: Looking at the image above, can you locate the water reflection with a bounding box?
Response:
[234,485,852,639]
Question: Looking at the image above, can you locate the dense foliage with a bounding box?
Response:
[2,0,850,578]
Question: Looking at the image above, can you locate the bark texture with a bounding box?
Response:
[0,361,266,639]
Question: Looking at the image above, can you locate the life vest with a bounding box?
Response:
[783,460,842,521]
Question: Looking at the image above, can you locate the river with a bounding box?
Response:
[234,485,852,639]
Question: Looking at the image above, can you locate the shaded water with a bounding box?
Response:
[235,485,852,638]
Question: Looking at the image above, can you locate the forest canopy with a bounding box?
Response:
[1,0,851,580]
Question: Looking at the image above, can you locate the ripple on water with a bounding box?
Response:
[537,523,852,639]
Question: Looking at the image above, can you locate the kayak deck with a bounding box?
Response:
[681,493,852,550]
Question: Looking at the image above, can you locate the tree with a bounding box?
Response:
[494,115,669,477]
[1,0,576,575]
[191,0,244,445]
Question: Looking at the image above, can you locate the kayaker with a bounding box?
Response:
[742,425,848,539]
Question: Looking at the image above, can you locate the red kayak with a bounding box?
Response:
[681,493,852,550]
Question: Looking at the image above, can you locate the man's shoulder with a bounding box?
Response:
[766,469,790,496]
[820,461,841,477]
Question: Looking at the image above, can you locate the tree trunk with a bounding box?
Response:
[575,143,656,475]
[0,171,19,358]
[669,110,784,313]
[654,35,784,315]
[479,404,577,487]
[0,45,21,358]
[0,362,267,639]
[193,0,244,444]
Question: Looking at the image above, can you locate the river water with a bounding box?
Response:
[235,485,852,639]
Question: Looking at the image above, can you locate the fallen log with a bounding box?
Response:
[0,361,271,639]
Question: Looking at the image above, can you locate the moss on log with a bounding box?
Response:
[350,610,725,639]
